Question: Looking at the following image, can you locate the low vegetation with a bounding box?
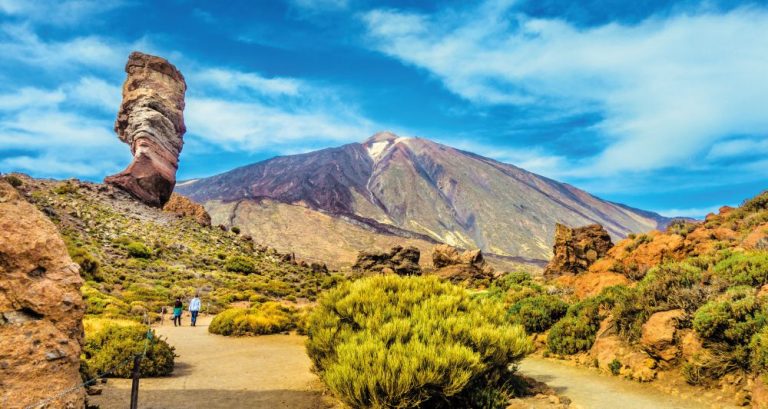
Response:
[82,318,176,378]
[209,302,297,336]
[306,275,531,408]
[17,178,344,322]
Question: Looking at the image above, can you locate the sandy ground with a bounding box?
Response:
[89,316,334,409]
[518,358,739,409]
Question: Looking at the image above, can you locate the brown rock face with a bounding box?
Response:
[105,51,187,207]
[431,244,494,283]
[163,193,211,226]
[353,245,421,275]
[544,223,613,278]
[0,180,85,408]
[640,309,685,362]
[432,244,485,269]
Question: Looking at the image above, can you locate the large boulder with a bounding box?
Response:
[0,180,85,408]
[640,309,685,362]
[105,51,187,208]
[431,244,493,283]
[432,244,484,269]
[162,193,211,226]
[544,223,613,278]
[353,245,421,276]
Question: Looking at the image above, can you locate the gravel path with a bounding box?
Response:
[89,316,333,409]
[519,358,737,409]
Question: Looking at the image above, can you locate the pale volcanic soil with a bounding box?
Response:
[89,316,335,409]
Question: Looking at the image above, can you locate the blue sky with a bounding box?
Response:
[0,0,766,217]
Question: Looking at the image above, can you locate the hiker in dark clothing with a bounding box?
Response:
[173,297,183,326]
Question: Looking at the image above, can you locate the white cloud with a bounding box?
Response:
[191,68,303,97]
[0,107,126,177]
[289,0,349,12]
[65,77,121,112]
[706,137,768,160]
[655,204,729,219]
[0,87,65,110]
[185,97,375,152]
[0,0,125,26]
[362,4,768,176]
[0,24,126,71]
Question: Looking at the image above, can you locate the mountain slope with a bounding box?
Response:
[177,132,670,262]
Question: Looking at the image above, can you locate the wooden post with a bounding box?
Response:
[129,354,141,409]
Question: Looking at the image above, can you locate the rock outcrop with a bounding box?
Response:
[431,244,494,283]
[163,193,211,226]
[352,245,421,275]
[544,223,613,278]
[105,51,187,208]
[0,180,85,408]
[640,309,685,362]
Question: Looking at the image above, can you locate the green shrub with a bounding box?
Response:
[4,174,22,187]
[126,241,152,259]
[306,275,531,408]
[693,288,767,371]
[546,296,603,355]
[231,226,241,234]
[693,289,766,345]
[53,181,79,194]
[83,320,175,377]
[224,255,256,274]
[508,295,568,333]
[713,251,768,287]
[609,358,622,375]
[209,302,296,336]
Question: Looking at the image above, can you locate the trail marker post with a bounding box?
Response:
[129,354,141,409]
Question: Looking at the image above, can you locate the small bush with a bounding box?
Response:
[693,289,767,372]
[209,302,296,336]
[53,181,79,195]
[224,255,256,274]
[609,359,622,375]
[508,295,568,333]
[547,297,602,355]
[231,226,241,234]
[306,275,531,408]
[83,319,175,378]
[126,241,152,259]
[4,174,22,187]
[713,251,768,287]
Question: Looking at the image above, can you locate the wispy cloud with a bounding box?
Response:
[362,3,768,177]
[0,0,126,26]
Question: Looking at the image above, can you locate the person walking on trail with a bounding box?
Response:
[172,297,183,327]
[189,294,201,327]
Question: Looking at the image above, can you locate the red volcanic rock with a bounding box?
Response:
[105,51,187,207]
[162,193,211,226]
[544,223,613,278]
[0,180,85,408]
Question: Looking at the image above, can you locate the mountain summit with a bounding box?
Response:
[177,132,669,265]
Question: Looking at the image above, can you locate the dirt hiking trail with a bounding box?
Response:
[518,358,738,409]
[89,316,334,409]
[90,315,737,409]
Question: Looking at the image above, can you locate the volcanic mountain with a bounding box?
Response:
[176,132,670,268]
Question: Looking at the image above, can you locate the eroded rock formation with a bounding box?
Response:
[353,245,421,275]
[105,51,187,207]
[544,223,613,278]
[431,244,494,283]
[640,309,685,362]
[163,193,211,226]
[0,180,85,408]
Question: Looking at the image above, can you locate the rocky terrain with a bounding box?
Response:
[5,174,339,323]
[177,132,671,269]
[0,179,85,408]
[105,52,187,208]
[530,190,768,407]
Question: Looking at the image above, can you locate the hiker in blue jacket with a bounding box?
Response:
[189,294,202,327]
